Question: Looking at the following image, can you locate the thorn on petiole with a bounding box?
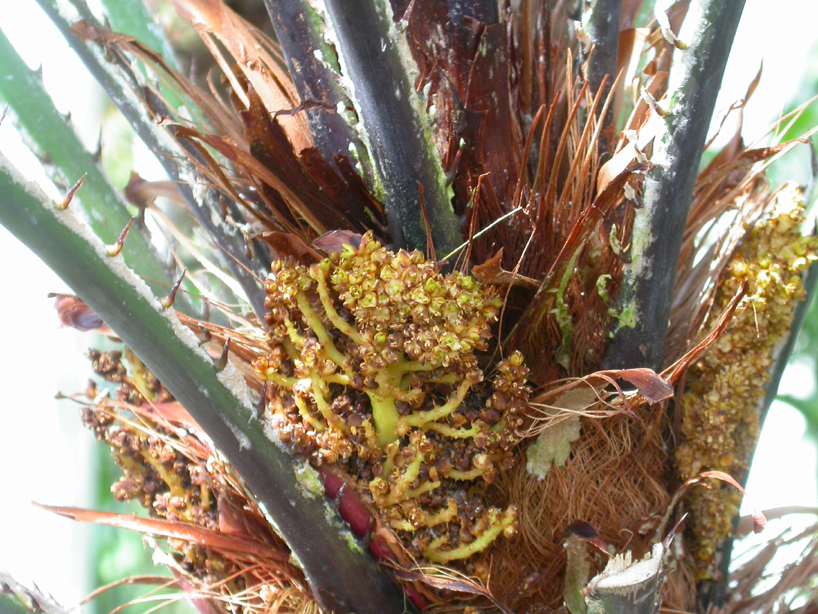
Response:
[92,131,103,163]
[106,217,134,256]
[215,337,231,372]
[54,174,87,210]
[255,381,268,419]
[333,483,347,507]
[195,325,212,345]
[160,269,187,310]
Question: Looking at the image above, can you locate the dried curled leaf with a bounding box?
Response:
[472,250,539,289]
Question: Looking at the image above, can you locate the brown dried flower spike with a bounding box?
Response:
[254,233,529,563]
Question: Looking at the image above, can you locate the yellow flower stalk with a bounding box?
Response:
[2,0,818,613]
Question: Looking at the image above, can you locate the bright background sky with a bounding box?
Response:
[1,0,817,609]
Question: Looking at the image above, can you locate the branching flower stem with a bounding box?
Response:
[426,508,517,563]
[285,263,476,446]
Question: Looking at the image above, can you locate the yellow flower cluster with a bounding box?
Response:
[676,188,818,579]
[254,233,528,562]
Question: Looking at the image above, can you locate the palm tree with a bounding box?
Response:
[1,1,817,613]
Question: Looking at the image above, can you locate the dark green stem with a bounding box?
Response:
[97,0,189,114]
[604,0,746,371]
[36,0,269,319]
[0,26,176,300]
[583,0,622,107]
[262,0,374,184]
[0,154,412,614]
[320,0,462,255]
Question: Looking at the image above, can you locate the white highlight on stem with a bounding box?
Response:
[586,542,665,591]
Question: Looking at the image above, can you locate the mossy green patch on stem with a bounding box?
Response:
[610,301,638,334]
[596,274,612,304]
[551,252,580,369]
[294,462,325,498]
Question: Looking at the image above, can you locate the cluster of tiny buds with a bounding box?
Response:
[82,350,218,527]
[256,232,531,563]
[78,348,254,590]
[328,235,501,369]
[677,194,818,579]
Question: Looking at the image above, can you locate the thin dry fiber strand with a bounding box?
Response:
[726,512,818,614]
[483,400,671,612]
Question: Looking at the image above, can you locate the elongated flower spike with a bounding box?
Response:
[676,190,818,579]
[5,0,818,612]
